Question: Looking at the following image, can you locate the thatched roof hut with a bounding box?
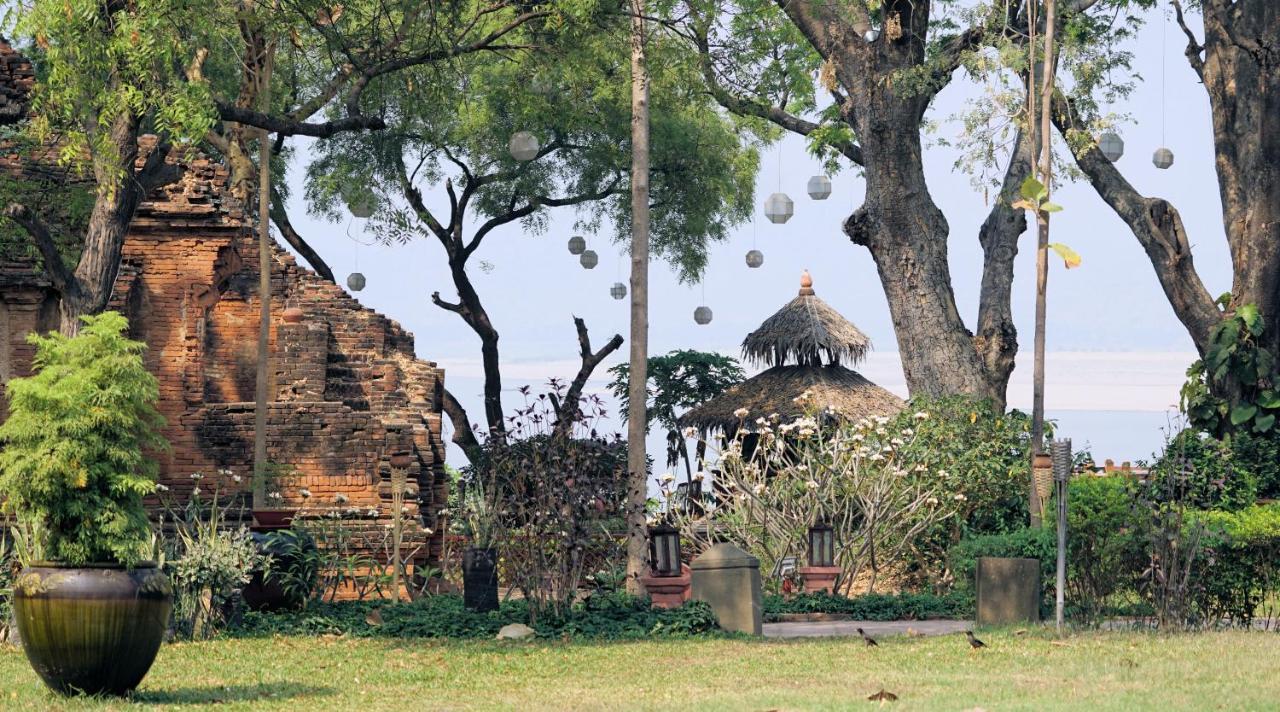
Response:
[679,271,903,434]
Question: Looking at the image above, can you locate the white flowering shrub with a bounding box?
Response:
[660,400,950,593]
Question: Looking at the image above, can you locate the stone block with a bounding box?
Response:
[691,543,762,635]
[976,557,1041,625]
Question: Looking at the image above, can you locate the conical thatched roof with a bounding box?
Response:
[677,365,904,434]
[741,271,871,367]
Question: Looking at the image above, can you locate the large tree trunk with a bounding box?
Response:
[1202,2,1280,351]
[625,0,651,596]
[1060,1,1276,381]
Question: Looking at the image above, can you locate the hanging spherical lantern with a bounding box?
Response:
[806,175,832,200]
[693,305,713,325]
[1098,132,1124,162]
[745,249,764,268]
[347,272,366,292]
[509,131,540,162]
[347,195,376,219]
[567,235,586,255]
[863,28,880,42]
[580,250,598,269]
[1152,147,1174,170]
[764,192,794,224]
[610,282,627,300]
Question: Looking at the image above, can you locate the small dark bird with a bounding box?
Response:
[966,630,986,649]
[867,688,898,701]
[857,627,879,647]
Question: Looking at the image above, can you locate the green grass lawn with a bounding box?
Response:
[0,628,1275,710]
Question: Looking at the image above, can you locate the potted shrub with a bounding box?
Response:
[251,463,302,531]
[0,313,172,696]
[458,480,500,612]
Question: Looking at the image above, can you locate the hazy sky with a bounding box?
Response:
[280,6,1219,466]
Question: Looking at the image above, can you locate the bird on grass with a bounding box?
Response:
[966,630,986,650]
[857,627,878,647]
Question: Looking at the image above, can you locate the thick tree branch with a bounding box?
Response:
[1053,93,1219,354]
[269,186,335,283]
[553,316,625,439]
[4,204,78,297]
[430,291,466,314]
[442,387,485,464]
[216,102,386,137]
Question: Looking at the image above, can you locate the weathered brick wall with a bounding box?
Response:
[1,142,449,576]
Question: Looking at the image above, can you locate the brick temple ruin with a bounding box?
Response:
[0,40,447,579]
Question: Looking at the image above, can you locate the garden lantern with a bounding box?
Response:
[745,249,764,268]
[347,195,376,219]
[568,235,586,255]
[1152,147,1174,169]
[648,522,682,577]
[610,282,627,299]
[694,305,713,325]
[806,175,832,200]
[1098,132,1124,162]
[346,272,366,292]
[580,249,598,269]
[763,192,794,224]
[808,520,836,568]
[509,131,540,162]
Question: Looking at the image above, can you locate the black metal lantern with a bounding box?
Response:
[808,520,835,568]
[648,522,682,577]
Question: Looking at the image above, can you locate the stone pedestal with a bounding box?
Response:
[691,543,762,635]
[976,556,1041,625]
[797,566,841,594]
[640,565,692,609]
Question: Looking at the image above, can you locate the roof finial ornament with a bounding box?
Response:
[799,269,814,296]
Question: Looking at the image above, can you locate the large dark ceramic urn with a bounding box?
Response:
[13,562,173,696]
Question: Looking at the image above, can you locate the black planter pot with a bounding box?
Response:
[13,561,173,696]
[242,531,316,612]
[462,547,499,612]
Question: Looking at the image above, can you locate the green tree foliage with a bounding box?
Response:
[304,13,757,281]
[607,349,745,432]
[0,312,167,566]
[1181,300,1280,438]
[11,0,215,181]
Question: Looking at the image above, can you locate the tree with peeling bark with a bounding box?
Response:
[2,0,558,326]
[668,0,1139,409]
[304,18,756,464]
[2,0,216,335]
[1055,0,1280,435]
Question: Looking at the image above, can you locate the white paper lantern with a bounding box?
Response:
[580,250,598,269]
[693,306,713,325]
[807,175,832,200]
[1098,132,1124,162]
[610,282,627,300]
[764,192,794,224]
[509,131,540,162]
[347,195,376,218]
[863,28,880,42]
[745,249,764,268]
[1152,147,1174,169]
[346,272,366,292]
[568,235,586,255]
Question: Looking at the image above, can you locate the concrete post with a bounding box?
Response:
[690,543,762,635]
[976,557,1041,625]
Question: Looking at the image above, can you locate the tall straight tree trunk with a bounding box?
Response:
[625,0,651,595]
[252,39,275,506]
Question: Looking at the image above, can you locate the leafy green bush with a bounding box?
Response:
[1193,504,1280,626]
[891,396,1035,583]
[0,312,167,566]
[1065,476,1148,618]
[1150,429,1258,510]
[229,592,722,640]
[762,591,973,623]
